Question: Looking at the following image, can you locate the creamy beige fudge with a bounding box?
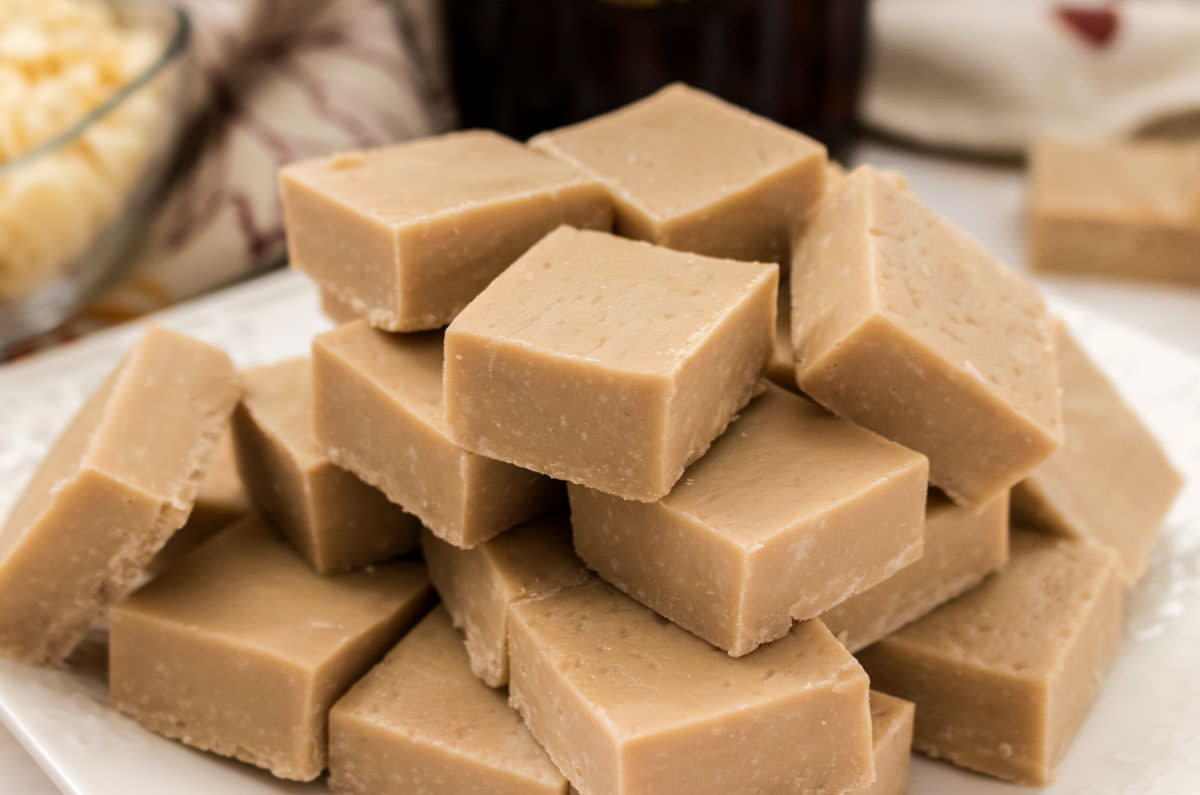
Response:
[445,226,777,502]
[571,384,927,656]
[422,514,588,686]
[281,131,613,331]
[320,287,359,325]
[1029,139,1200,285]
[110,515,431,781]
[1013,321,1183,583]
[530,83,826,266]
[233,358,420,574]
[792,166,1062,504]
[313,322,561,547]
[149,426,250,575]
[330,606,568,795]
[858,529,1122,785]
[508,578,875,795]
[861,692,915,795]
[0,326,239,665]
[822,491,1009,653]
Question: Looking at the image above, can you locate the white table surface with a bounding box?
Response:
[2,140,1198,794]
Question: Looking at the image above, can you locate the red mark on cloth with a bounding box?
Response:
[1056,6,1120,49]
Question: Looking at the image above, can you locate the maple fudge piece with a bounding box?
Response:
[861,692,915,795]
[530,83,825,266]
[445,226,777,502]
[1029,139,1200,285]
[508,578,874,795]
[330,606,567,795]
[149,426,250,575]
[1013,320,1183,583]
[570,384,926,656]
[320,287,359,324]
[313,322,561,547]
[281,131,613,331]
[109,515,432,781]
[233,358,420,574]
[791,165,1062,504]
[822,491,1009,653]
[0,326,239,665]
[765,279,796,390]
[422,514,588,686]
[858,529,1122,785]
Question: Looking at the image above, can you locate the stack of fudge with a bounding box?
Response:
[0,84,1184,793]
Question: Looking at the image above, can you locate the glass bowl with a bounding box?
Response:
[0,1,191,348]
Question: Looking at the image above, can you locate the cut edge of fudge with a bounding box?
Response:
[0,326,240,665]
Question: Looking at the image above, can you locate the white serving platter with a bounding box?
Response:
[1,267,1198,795]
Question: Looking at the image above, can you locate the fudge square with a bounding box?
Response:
[858,529,1122,786]
[1013,320,1183,583]
[313,322,562,548]
[821,490,1009,653]
[329,606,568,795]
[862,692,915,795]
[280,130,613,331]
[233,358,421,574]
[530,83,826,266]
[1028,139,1200,285]
[445,226,778,502]
[508,578,875,795]
[0,326,239,665]
[791,165,1063,505]
[570,383,928,656]
[422,514,588,686]
[109,514,432,781]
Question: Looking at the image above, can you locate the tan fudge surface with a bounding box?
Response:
[445,226,778,502]
[319,287,359,325]
[281,130,613,331]
[858,529,1122,785]
[822,490,1009,653]
[233,358,421,574]
[422,514,588,687]
[530,83,825,266]
[313,322,562,548]
[330,606,567,795]
[1029,139,1200,285]
[860,692,915,795]
[791,165,1062,505]
[109,514,432,781]
[0,326,239,665]
[570,383,928,656]
[1013,320,1183,583]
[150,425,250,575]
[508,578,875,795]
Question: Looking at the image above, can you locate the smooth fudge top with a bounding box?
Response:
[529,83,824,222]
[448,226,777,376]
[280,130,603,229]
[114,515,431,667]
[509,577,865,740]
[240,358,326,468]
[332,606,565,792]
[802,166,1061,441]
[880,528,1119,676]
[1030,139,1200,223]
[1014,320,1183,581]
[661,384,927,544]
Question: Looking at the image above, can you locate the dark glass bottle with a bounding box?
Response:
[444,0,869,152]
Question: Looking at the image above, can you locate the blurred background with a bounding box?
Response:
[0,0,1197,364]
